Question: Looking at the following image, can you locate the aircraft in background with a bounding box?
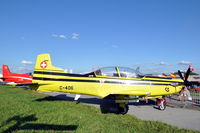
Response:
[20,54,193,114]
[0,65,32,84]
[0,73,3,82]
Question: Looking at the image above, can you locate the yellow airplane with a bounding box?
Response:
[25,53,191,114]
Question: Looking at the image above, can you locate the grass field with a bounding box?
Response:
[0,85,199,133]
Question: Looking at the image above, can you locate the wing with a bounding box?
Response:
[112,90,150,96]
[16,83,39,90]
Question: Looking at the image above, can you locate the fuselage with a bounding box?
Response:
[33,69,183,98]
[3,73,32,83]
[31,54,184,100]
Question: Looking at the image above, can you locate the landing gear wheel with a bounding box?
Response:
[156,96,167,111]
[158,104,166,111]
[117,103,129,115]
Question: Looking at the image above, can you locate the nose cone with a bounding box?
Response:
[176,86,184,93]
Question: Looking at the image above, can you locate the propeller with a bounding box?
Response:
[185,67,191,82]
[177,67,192,87]
[178,70,184,81]
[177,67,194,101]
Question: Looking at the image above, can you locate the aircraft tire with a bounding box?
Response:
[158,104,166,111]
[100,98,119,114]
[118,104,129,115]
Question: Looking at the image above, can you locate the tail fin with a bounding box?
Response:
[33,54,65,85]
[34,53,64,72]
[2,65,11,77]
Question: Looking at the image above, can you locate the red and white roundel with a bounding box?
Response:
[40,61,47,69]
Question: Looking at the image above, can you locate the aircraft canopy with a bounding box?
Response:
[95,67,140,78]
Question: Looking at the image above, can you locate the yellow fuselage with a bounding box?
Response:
[32,53,183,100]
[33,70,183,99]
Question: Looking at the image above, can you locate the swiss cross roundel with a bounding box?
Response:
[40,61,47,69]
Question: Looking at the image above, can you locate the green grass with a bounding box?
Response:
[0,85,199,133]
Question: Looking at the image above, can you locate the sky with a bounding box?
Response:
[0,0,200,74]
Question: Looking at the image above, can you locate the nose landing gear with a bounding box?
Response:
[156,96,167,111]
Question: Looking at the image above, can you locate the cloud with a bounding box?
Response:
[71,33,79,40]
[111,45,119,48]
[134,62,169,66]
[52,34,67,39]
[21,60,33,65]
[133,62,173,74]
[15,66,34,74]
[52,33,80,40]
[158,61,169,66]
[178,60,192,65]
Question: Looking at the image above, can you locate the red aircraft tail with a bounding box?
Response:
[2,65,12,77]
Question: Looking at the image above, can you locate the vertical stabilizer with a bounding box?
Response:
[2,65,11,77]
[33,53,65,84]
[34,53,64,72]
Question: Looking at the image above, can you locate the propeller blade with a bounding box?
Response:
[184,67,191,82]
[178,70,184,80]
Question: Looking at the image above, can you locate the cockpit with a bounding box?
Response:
[95,67,141,78]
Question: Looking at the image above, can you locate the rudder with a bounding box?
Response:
[2,65,11,77]
[34,53,64,72]
[33,54,65,84]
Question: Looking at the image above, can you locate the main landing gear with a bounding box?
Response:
[155,96,167,111]
[100,95,130,115]
[117,103,129,115]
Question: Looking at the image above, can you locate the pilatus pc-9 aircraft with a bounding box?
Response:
[1,65,32,84]
[23,54,192,114]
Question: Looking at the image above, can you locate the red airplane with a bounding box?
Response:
[1,65,32,83]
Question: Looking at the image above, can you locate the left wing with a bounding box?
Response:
[112,90,150,96]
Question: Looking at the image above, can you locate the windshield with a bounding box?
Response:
[118,67,138,78]
[95,67,118,77]
[95,66,140,78]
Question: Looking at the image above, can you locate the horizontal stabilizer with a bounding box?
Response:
[16,82,40,90]
[16,83,38,86]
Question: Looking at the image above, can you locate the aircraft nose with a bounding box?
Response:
[175,86,183,93]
